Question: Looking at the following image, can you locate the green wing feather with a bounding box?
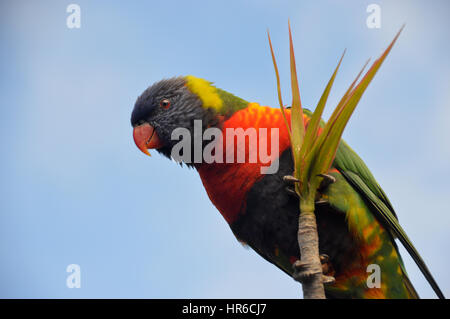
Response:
[333,140,445,299]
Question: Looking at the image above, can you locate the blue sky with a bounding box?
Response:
[0,0,449,298]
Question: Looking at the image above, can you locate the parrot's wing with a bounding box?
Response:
[334,141,396,218]
[334,140,445,299]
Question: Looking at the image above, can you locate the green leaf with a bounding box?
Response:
[308,26,404,186]
[288,21,305,172]
[306,58,370,169]
[300,50,345,174]
[267,30,292,144]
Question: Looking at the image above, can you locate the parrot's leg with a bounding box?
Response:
[283,174,336,203]
[283,174,336,186]
[317,173,336,191]
[285,185,299,198]
[283,175,300,198]
[285,186,327,204]
[292,254,335,285]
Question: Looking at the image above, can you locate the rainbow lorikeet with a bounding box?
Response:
[131,75,444,299]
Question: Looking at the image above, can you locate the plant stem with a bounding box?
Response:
[297,200,326,299]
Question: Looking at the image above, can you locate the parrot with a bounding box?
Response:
[131,75,444,299]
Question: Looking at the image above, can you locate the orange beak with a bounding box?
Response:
[133,123,163,156]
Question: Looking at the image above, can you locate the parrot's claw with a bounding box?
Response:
[315,199,329,206]
[284,175,300,199]
[317,173,336,190]
[292,254,335,285]
[320,254,330,263]
[319,254,335,285]
[285,187,299,198]
[322,275,336,285]
[283,175,300,184]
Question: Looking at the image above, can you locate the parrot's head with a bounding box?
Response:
[131,75,248,161]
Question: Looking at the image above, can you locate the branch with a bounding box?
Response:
[295,209,326,298]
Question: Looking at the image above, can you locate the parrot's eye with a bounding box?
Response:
[160,99,171,109]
